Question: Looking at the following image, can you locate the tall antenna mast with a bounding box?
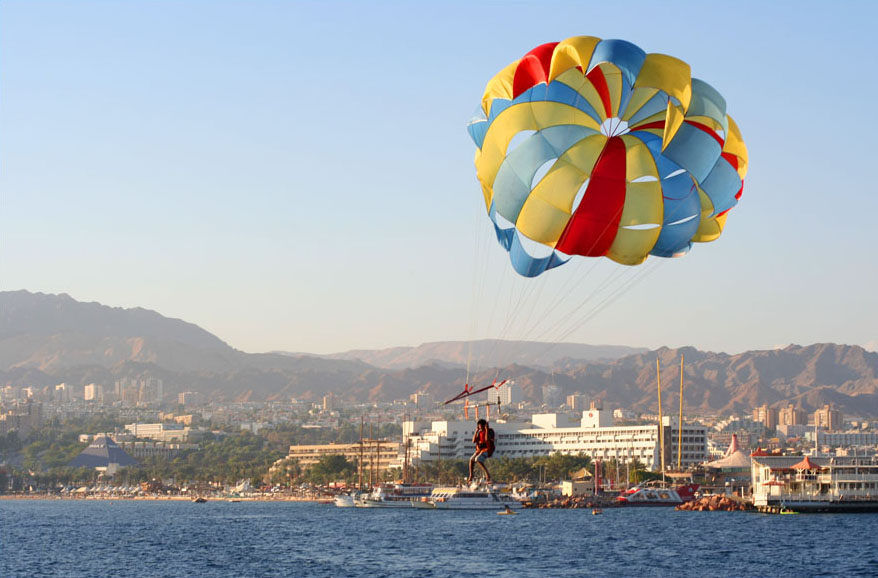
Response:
[657,358,665,481]
[678,354,684,471]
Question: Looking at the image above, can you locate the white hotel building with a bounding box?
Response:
[403,406,707,471]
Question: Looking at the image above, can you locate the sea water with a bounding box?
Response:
[2,500,878,577]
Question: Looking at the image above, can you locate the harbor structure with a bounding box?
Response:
[404,406,707,471]
[704,434,751,472]
[702,434,752,491]
[751,453,878,512]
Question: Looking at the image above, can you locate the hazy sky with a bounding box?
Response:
[2,1,877,355]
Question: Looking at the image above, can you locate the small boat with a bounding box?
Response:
[334,494,356,508]
[497,509,518,516]
[192,497,207,503]
[616,483,699,507]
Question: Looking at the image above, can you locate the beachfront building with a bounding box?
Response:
[68,435,138,476]
[117,441,200,460]
[403,407,708,471]
[281,440,401,474]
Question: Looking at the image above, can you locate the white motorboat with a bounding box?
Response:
[615,482,699,507]
[413,486,524,510]
[334,494,357,508]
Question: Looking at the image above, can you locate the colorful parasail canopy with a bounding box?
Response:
[467,36,749,277]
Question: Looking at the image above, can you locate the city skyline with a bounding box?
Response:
[2,1,877,355]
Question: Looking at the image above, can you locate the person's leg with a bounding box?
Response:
[468,453,476,482]
[478,460,491,482]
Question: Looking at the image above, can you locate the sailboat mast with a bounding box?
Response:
[657,358,665,478]
[678,354,684,471]
[402,421,409,484]
[358,417,364,491]
[401,412,408,484]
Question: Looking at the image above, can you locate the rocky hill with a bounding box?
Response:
[2,291,878,416]
[302,340,646,369]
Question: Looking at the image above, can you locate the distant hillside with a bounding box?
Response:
[0,290,228,349]
[3,291,878,417]
[0,290,369,376]
[300,340,647,369]
[506,344,878,418]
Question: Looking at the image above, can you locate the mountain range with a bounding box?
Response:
[2,290,878,417]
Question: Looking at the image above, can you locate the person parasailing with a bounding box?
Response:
[467,418,495,484]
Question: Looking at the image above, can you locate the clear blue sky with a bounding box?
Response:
[2,0,877,355]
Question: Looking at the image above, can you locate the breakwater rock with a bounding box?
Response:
[524,495,617,509]
[676,495,753,512]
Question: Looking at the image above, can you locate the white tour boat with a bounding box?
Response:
[356,483,434,508]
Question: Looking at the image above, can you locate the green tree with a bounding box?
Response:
[306,455,354,485]
[534,453,592,482]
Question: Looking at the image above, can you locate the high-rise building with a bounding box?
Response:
[409,392,434,411]
[779,404,808,426]
[54,383,72,403]
[542,384,562,408]
[84,383,104,403]
[115,377,163,405]
[814,404,843,431]
[753,405,779,430]
[178,391,202,407]
[115,377,139,404]
[566,393,587,411]
[491,381,522,406]
[139,377,163,405]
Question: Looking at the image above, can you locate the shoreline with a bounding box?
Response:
[0,494,326,502]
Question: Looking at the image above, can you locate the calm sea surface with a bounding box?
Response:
[2,500,878,577]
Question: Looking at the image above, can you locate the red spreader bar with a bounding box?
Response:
[443,379,508,405]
